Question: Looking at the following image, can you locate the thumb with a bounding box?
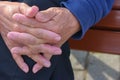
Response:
[19,3,39,17]
[35,8,56,22]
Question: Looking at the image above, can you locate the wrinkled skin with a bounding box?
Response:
[9,7,80,73]
[0,2,62,73]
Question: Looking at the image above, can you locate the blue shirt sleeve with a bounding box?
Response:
[61,0,114,39]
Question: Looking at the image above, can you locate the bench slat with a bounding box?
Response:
[69,29,120,54]
[69,0,120,54]
[93,10,120,31]
[113,0,120,10]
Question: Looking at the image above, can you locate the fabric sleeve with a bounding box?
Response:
[61,0,114,39]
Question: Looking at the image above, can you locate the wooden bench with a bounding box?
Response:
[69,0,120,54]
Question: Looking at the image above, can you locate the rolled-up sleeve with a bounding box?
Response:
[61,0,114,39]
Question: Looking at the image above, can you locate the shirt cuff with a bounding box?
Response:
[61,0,95,39]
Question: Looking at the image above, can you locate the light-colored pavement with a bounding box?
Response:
[70,50,120,80]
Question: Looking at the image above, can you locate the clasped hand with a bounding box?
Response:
[0,2,80,73]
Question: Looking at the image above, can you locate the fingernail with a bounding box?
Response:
[7,32,19,40]
[55,36,61,41]
[22,64,29,73]
[7,32,13,39]
[54,49,62,55]
[12,13,20,21]
[33,67,39,73]
[44,62,51,68]
[7,32,16,40]
[12,13,25,21]
[11,48,18,54]
[23,67,29,73]
[26,8,32,16]
[33,64,42,73]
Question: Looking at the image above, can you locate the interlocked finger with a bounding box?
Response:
[12,13,42,27]
[11,44,61,55]
[29,44,62,55]
[7,32,44,45]
[32,53,52,73]
[11,53,29,73]
[12,24,61,43]
[28,54,51,68]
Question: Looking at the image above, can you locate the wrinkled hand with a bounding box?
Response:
[7,26,62,73]
[8,31,62,73]
[13,7,80,47]
[0,2,62,73]
[36,7,80,46]
[0,2,41,73]
[11,7,80,72]
[0,2,39,50]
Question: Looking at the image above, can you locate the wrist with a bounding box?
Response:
[66,8,80,35]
